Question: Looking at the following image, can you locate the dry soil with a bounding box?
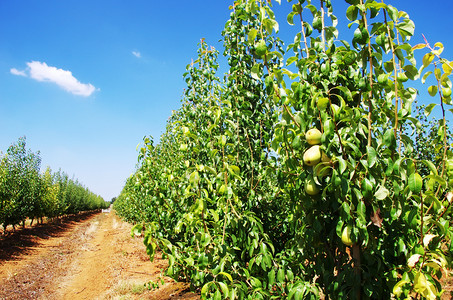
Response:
[0,211,199,300]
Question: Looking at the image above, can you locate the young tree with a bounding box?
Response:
[0,137,42,229]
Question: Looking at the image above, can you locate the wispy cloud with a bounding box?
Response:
[10,61,97,97]
[10,68,27,76]
[132,51,141,58]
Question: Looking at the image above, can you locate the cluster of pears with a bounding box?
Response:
[302,128,355,246]
[302,128,330,196]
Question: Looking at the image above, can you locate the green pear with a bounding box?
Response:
[305,175,320,196]
[303,145,321,166]
[341,226,353,246]
[305,128,322,145]
[255,40,267,58]
[317,97,329,110]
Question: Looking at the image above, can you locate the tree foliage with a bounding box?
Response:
[115,0,453,298]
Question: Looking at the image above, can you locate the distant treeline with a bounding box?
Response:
[0,137,109,230]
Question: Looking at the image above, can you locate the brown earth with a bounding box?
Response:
[0,211,200,300]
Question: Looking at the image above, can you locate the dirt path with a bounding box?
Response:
[0,211,199,300]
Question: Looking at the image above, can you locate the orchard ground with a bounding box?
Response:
[0,210,199,299]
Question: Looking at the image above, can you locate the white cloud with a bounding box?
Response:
[10,61,97,97]
[10,68,27,76]
[132,51,141,58]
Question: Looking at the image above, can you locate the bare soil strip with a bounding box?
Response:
[0,211,199,300]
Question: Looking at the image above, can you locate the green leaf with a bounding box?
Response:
[422,160,438,175]
[424,103,437,116]
[367,2,387,10]
[201,282,212,295]
[396,19,415,37]
[335,86,353,102]
[346,5,359,21]
[220,135,227,147]
[229,165,240,175]
[251,63,261,81]
[412,43,426,51]
[286,56,298,66]
[218,282,229,297]
[375,33,386,48]
[131,223,143,237]
[357,200,366,223]
[353,26,369,45]
[304,21,313,36]
[248,28,258,43]
[435,68,442,80]
[442,61,453,75]
[383,128,396,150]
[287,11,296,25]
[292,135,302,150]
[336,219,345,237]
[337,157,347,174]
[433,42,444,55]
[189,171,200,185]
[277,268,285,283]
[414,271,437,300]
[423,53,435,68]
[393,279,410,297]
[312,16,322,32]
[361,178,373,199]
[264,18,279,34]
[408,173,423,194]
[367,146,377,168]
[268,270,275,287]
[374,185,389,200]
[403,65,418,80]
[287,269,294,281]
[287,286,302,300]
[384,61,394,73]
[386,5,398,22]
[341,202,351,217]
[428,85,438,97]
[421,71,432,84]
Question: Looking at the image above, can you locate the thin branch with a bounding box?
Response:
[383,10,400,154]
[298,6,310,57]
[360,0,373,147]
[320,0,326,51]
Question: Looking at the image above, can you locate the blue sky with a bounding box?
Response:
[1,1,452,202]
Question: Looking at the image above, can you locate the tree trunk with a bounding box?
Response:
[352,243,361,300]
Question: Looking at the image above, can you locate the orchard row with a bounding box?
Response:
[0,137,109,231]
[115,0,453,299]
